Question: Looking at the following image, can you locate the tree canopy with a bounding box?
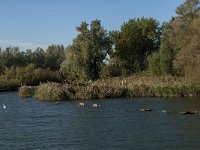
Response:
[112,18,161,75]
[60,19,112,82]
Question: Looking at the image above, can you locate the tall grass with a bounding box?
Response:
[0,78,19,91]
[18,75,200,100]
[19,86,36,97]
[34,82,75,101]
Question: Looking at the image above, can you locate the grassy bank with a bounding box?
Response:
[18,75,200,101]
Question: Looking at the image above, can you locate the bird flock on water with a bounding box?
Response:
[2,102,199,115]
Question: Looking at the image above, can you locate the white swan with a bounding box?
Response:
[79,103,85,107]
[92,104,100,108]
[161,110,169,113]
[3,104,6,109]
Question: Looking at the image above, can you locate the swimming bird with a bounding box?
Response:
[3,104,6,109]
[139,108,152,112]
[161,110,169,113]
[92,104,101,108]
[55,102,60,105]
[79,103,85,107]
[179,111,199,115]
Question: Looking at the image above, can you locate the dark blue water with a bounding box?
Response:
[1,92,200,150]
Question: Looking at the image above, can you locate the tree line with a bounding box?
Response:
[61,0,200,83]
[0,45,65,89]
[0,44,65,72]
[1,0,200,89]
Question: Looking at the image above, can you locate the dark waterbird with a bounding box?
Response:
[55,102,60,105]
[179,111,200,115]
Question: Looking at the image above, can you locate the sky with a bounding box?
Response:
[0,0,185,51]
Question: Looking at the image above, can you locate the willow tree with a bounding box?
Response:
[158,0,200,75]
[172,0,200,77]
[174,16,200,79]
[60,20,112,82]
[159,21,175,75]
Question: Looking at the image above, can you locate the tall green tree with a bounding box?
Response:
[112,18,161,75]
[32,47,45,68]
[159,22,175,75]
[60,19,112,81]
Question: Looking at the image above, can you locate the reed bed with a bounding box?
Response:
[34,82,75,101]
[19,86,36,97]
[18,75,200,100]
[0,78,19,91]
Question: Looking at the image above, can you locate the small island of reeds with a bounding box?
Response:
[19,75,200,101]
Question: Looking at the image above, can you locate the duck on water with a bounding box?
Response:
[79,103,85,107]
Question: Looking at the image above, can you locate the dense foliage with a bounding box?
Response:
[60,20,112,82]
[0,45,65,90]
[111,18,161,75]
[149,0,200,80]
[60,18,162,82]
[0,44,65,74]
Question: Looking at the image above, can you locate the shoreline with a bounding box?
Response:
[0,89,19,92]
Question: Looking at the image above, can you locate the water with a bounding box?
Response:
[1,92,200,150]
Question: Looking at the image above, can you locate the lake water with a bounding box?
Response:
[1,92,200,150]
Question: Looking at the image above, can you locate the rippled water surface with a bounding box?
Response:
[1,92,200,150]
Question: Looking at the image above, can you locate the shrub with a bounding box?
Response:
[0,77,19,91]
[19,86,36,97]
[34,83,75,101]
